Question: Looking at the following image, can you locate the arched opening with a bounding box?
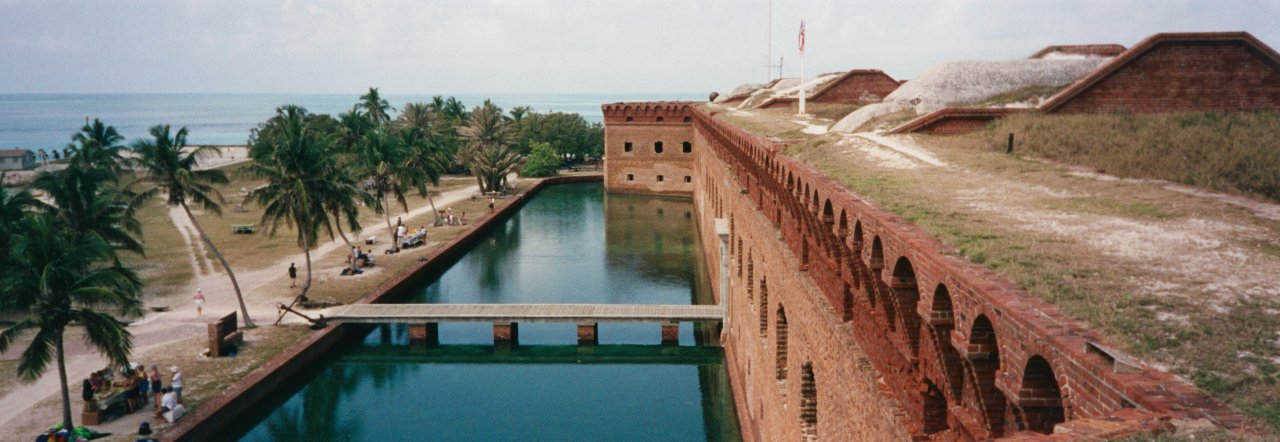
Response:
[842,283,853,321]
[758,277,769,338]
[870,237,884,272]
[775,305,789,381]
[1019,356,1065,434]
[729,216,735,256]
[923,379,949,434]
[851,221,864,290]
[964,315,1007,437]
[747,250,755,300]
[931,285,964,399]
[800,363,818,441]
[891,257,923,355]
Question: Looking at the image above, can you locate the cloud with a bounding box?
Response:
[0,0,1277,94]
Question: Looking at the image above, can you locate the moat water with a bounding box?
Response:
[232,183,741,441]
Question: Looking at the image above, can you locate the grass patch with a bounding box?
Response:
[791,138,1280,434]
[809,103,863,121]
[993,111,1280,202]
[960,84,1062,107]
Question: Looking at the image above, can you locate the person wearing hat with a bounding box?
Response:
[136,421,158,442]
[169,366,183,403]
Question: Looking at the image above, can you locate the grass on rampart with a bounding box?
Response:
[786,132,1280,433]
[992,111,1280,202]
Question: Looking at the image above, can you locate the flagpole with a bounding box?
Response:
[798,20,806,116]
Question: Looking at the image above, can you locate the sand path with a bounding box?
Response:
[0,182,479,431]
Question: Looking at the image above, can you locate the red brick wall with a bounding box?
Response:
[602,103,696,196]
[673,105,1257,440]
[920,116,997,134]
[812,72,901,104]
[1053,40,1280,113]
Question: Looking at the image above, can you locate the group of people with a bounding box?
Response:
[438,208,466,226]
[81,364,185,423]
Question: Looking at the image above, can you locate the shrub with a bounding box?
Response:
[520,141,560,177]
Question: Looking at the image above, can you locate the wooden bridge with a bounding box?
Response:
[321,303,725,346]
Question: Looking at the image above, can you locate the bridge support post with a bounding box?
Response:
[661,321,680,346]
[494,321,519,349]
[577,322,599,346]
[409,323,439,346]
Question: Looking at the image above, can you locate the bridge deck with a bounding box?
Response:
[325,303,725,324]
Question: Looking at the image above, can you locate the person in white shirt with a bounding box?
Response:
[170,366,183,403]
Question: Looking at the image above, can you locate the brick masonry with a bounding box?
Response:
[605,101,1262,440]
[602,102,697,196]
[1043,32,1280,114]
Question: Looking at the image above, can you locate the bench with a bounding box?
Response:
[231,224,255,234]
[207,312,243,357]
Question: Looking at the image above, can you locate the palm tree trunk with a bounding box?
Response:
[331,209,353,247]
[276,224,314,326]
[383,195,395,241]
[56,332,73,432]
[181,202,256,328]
[426,186,440,225]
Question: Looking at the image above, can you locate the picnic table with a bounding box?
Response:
[232,224,255,234]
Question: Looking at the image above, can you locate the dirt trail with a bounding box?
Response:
[0,183,479,431]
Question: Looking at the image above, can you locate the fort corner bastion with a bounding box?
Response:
[600,102,1257,441]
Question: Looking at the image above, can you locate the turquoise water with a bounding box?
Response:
[234,183,740,441]
[0,93,701,150]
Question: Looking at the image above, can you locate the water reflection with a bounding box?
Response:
[236,183,739,440]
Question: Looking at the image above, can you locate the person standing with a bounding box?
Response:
[170,366,183,403]
[193,288,205,317]
[288,263,298,288]
[488,196,496,212]
[150,365,163,410]
[137,366,149,406]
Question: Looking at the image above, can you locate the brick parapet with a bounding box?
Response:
[676,104,1261,439]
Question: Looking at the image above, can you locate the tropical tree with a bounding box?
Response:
[33,163,151,259]
[245,105,363,311]
[336,106,374,152]
[458,102,520,193]
[396,103,448,222]
[0,213,144,432]
[0,174,40,263]
[354,129,416,240]
[359,87,393,126]
[520,141,561,178]
[67,118,128,173]
[132,125,255,327]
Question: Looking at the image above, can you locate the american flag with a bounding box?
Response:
[798,20,805,54]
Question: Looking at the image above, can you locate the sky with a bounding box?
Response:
[1,0,1277,95]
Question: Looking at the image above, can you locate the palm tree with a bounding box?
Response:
[355,129,416,240]
[0,174,40,262]
[0,213,144,432]
[132,125,255,328]
[67,118,128,174]
[245,105,363,315]
[443,97,468,123]
[457,103,520,193]
[359,87,393,126]
[33,163,151,259]
[396,103,447,223]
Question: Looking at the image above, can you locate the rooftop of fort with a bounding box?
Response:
[675,31,1280,436]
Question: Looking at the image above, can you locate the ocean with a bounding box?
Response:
[0,93,702,150]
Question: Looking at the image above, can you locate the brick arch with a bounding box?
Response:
[927,284,965,401]
[775,304,789,381]
[747,249,755,300]
[922,378,949,434]
[1016,355,1066,434]
[850,220,864,290]
[891,257,923,355]
[963,314,1007,438]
